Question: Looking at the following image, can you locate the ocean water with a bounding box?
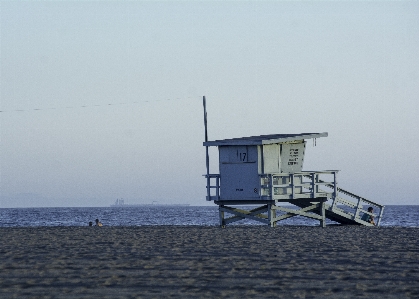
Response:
[0,205,417,227]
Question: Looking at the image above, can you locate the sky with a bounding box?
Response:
[1,1,418,207]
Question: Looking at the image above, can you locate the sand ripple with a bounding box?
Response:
[0,226,418,298]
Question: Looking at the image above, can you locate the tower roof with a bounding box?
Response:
[203,132,327,146]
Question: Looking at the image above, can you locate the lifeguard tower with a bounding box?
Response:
[202,99,384,227]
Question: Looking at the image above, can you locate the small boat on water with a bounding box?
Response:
[110,198,190,207]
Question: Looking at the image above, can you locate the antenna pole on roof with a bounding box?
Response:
[203,96,210,201]
[203,96,208,143]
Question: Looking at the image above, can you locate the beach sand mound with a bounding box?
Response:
[0,226,418,298]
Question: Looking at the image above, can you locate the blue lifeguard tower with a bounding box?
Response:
[202,97,384,227]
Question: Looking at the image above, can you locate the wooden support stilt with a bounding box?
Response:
[218,205,270,225]
[219,206,225,228]
[269,204,276,227]
[320,201,326,228]
[217,201,329,227]
[272,203,323,222]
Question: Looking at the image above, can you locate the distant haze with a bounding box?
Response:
[1,1,418,207]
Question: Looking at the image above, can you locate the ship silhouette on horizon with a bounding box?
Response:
[110,198,190,207]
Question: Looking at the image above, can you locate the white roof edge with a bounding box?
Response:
[261,132,328,145]
[203,132,328,147]
[203,140,261,146]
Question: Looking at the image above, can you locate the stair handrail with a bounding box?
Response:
[305,175,384,209]
[306,175,384,226]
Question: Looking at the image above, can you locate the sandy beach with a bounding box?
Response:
[0,226,418,298]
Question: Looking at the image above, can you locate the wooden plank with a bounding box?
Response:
[273,192,330,200]
[224,212,269,224]
[320,202,326,228]
[335,196,357,208]
[221,205,270,225]
[215,200,275,205]
[225,208,269,219]
[273,204,323,221]
[269,205,276,228]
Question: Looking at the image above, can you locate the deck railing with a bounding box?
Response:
[259,171,338,200]
[204,174,220,201]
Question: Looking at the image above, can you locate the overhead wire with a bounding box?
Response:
[0,97,192,113]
